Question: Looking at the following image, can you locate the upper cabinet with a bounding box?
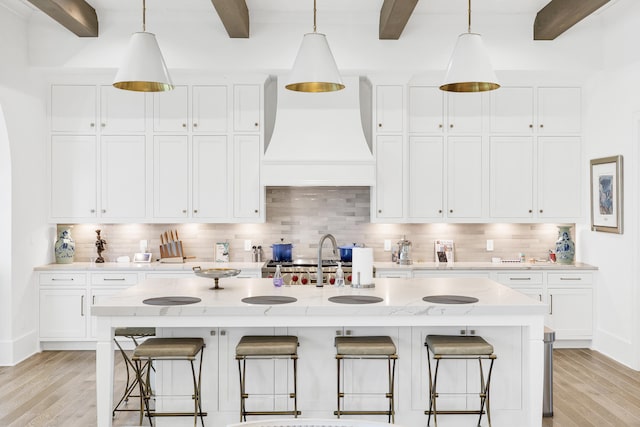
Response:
[408,136,443,219]
[490,87,534,133]
[153,85,188,132]
[447,92,484,133]
[408,86,443,134]
[374,135,404,221]
[100,85,146,134]
[233,84,260,132]
[51,85,97,133]
[537,87,581,134]
[376,85,403,133]
[193,85,228,133]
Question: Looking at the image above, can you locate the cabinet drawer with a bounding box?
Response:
[40,273,86,286]
[496,272,543,285]
[375,269,412,279]
[547,272,592,285]
[91,273,138,285]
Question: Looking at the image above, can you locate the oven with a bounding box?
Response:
[261,259,353,286]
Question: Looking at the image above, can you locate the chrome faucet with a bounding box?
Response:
[317,233,338,287]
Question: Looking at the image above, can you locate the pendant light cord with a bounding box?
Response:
[467,0,471,33]
[313,0,317,33]
[142,0,146,32]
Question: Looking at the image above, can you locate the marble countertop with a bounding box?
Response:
[374,261,598,270]
[91,276,547,319]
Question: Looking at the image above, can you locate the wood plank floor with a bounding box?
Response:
[1,349,639,426]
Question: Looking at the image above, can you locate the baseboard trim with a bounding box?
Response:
[0,329,39,366]
[593,328,636,370]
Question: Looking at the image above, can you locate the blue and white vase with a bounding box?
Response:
[54,228,75,264]
[555,226,575,265]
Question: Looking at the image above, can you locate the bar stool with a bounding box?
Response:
[113,327,155,417]
[424,335,497,427]
[235,335,300,422]
[132,337,205,427]
[334,336,398,423]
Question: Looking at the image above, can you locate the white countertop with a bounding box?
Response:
[374,261,598,270]
[91,276,547,320]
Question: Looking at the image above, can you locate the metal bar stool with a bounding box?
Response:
[235,335,301,422]
[132,337,206,427]
[424,335,497,427]
[113,327,155,417]
[334,336,398,423]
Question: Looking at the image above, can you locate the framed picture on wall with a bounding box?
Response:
[590,155,623,234]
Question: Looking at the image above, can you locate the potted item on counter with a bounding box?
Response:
[271,239,293,262]
[338,243,362,263]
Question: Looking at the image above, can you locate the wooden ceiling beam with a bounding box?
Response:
[210,0,249,38]
[379,0,418,40]
[534,0,610,40]
[27,0,97,37]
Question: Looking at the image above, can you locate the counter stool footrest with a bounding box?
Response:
[242,411,301,416]
[148,411,208,417]
[425,410,486,415]
[334,411,394,416]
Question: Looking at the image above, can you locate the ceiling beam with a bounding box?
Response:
[534,0,610,40]
[379,0,418,40]
[27,0,97,37]
[210,0,249,38]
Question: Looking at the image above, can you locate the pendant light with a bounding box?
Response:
[113,0,173,92]
[440,0,499,93]
[285,0,345,92]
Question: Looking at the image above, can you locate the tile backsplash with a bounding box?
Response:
[60,187,570,263]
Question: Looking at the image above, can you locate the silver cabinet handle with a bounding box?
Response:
[560,277,581,281]
[81,295,84,316]
[538,294,542,302]
[509,277,531,281]
[52,278,73,281]
[103,278,126,281]
[92,295,95,304]
[549,295,553,315]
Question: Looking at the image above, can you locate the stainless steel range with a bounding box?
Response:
[262,259,353,286]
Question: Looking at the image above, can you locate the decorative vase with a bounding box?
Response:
[555,226,575,265]
[54,228,75,264]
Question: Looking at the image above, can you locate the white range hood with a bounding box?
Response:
[262,76,375,186]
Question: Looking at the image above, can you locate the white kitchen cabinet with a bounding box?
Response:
[537,87,581,134]
[375,135,403,220]
[50,135,98,219]
[193,135,230,219]
[408,86,443,133]
[153,135,189,218]
[489,136,534,218]
[101,135,147,219]
[100,85,146,133]
[89,287,129,338]
[233,135,261,219]
[490,87,534,133]
[408,136,444,219]
[447,136,483,219]
[51,84,97,133]
[153,85,188,132]
[537,137,582,219]
[412,270,491,279]
[233,84,261,132]
[447,92,484,133]
[376,85,403,133]
[39,288,88,339]
[192,85,228,133]
[375,268,412,278]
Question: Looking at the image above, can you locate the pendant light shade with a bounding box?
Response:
[113,1,173,92]
[285,0,344,92]
[440,1,499,92]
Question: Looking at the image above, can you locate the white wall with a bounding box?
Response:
[0,1,48,365]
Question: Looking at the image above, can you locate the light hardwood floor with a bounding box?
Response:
[1,349,640,426]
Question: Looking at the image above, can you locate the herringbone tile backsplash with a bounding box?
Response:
[61,187,571,263]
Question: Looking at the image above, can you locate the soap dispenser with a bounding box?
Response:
[335,262,345,287]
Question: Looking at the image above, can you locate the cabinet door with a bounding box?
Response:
[100,85,146,133]
[51,85,97,133]
[375,135,403,220]
[234,135,261,218]
[537,87,581,133]
[548,287,593,339]
[39,289,87,339]
[101,136,147,219]
[192,85,228,133]
[489,136,534,218]
[89,287,129,338]
[408,136,443,219]
[153,85,188,132]
[447,137,482,218]
[490,87,534,133]
[537,137,582,219]
[50,135,97,219]
[193,135,229,219]
[233,84,260,132]
[447,92,483,133]
[153,135,189,218]
[376,85,403,133]
[408,86,443,133]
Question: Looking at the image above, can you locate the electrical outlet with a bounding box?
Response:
[486,239,494,251]
[244,240,252,251]
[384,239,392,251]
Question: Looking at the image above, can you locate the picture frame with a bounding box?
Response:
[133,252,152,263]
[590,155,623,234]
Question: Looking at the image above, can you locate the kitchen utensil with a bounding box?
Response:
[175,229,184,258]
[271,239,293,262]
[397,237,412,265]
[160,234,166,258]
[169,230,177,256]
[338,243,361,263]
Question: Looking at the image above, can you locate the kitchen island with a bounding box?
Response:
[93,276,547,427]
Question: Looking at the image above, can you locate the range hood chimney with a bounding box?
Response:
[262,76,375,186]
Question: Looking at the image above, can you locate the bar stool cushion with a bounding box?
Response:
[133,337,204,359]
[335,336,396,356]
[115,327,156,337]
[425,335,494,356]
[236,335,298,356]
